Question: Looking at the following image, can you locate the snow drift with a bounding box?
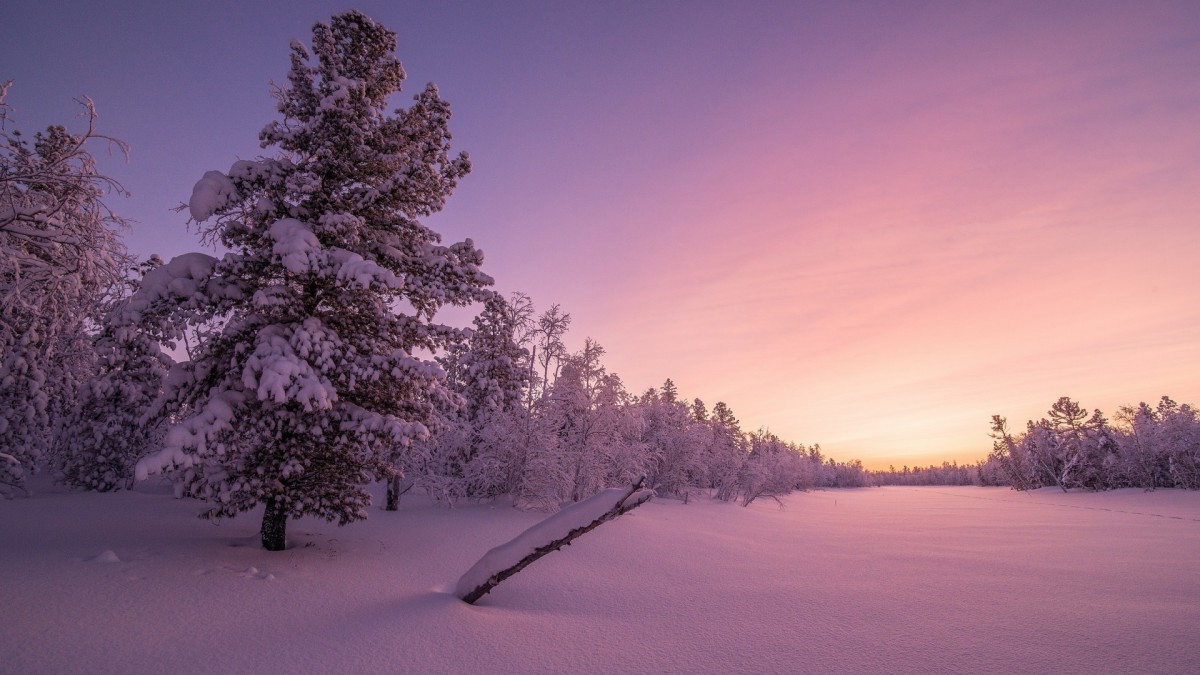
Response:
[2,479,1197,673]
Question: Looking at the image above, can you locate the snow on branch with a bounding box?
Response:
[455,477,653,604]
[0,451,28,498]
[188,171,238,222]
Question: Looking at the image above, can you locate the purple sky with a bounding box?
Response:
[5,1,1199,467]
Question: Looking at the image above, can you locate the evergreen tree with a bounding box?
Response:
[641,378,702,499]
[134,12,491,549]
[405,294,531,507]
[708,401,746,501]
[458,295,531,420]
[52,257,173,491]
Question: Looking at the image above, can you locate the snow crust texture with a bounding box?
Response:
[3,480,1198,674]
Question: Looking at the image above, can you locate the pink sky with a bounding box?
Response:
[5,1,1199,468]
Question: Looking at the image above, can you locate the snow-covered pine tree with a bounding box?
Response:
[133,12,492,549]
[641,379,703,500]
[405,294,531,506]
[707,401,745,501]
[0,82,132,497]
[458,294,531,421]
[52,257,173,491]
[455,294,532,498]
[737,429,806,507]
[546,338,628,502]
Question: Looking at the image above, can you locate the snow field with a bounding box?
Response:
[2,479,1197,674]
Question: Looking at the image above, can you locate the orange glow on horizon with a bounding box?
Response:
[7,1,1197,468]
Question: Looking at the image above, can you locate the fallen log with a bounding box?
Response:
[455,477,654,604]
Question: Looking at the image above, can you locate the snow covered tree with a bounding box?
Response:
[133,12,492,549]
[1115,402,1169,489]
[1155,398,1200,489]
[454,295,533,492]
[1005,397,1118,492]
[501,291,536,367]
[547,338,631,502]
[511,337,640,507]
[401,294,533,507]
[1076,408,1120,490]
[530,304,571,404]
[1114,397,1200,490]
[988,415,1041,490]
[640,379,704,500]
[1045,396,1089,490]
[0,81,132,496]
[50,257,173,491]
[707,401,746,501]
[738,429,807,507]
[457,294,531,421]
[511,410,571,511]
[990,397,1185,492]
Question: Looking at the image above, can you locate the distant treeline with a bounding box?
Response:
[872,461,980,487]
[984,396,1200,491]
[872,395,1200,491]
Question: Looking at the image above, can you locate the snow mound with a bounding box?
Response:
[88,550,120,563]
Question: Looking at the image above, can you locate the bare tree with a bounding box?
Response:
[532,303,571,403]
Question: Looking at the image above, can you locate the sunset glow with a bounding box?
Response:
[6,0,1198,468]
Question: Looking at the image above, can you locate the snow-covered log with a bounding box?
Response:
[455,477,653,604]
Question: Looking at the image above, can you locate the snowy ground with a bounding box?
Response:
[3,478,1198,674]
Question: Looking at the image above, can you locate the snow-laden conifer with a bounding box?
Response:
[399,295,532,506]
[51,258,173,491]
[457,295,531,421]
[640,380,705,500]
[132,12,491,549]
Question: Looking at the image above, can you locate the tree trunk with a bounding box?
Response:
[386,475,400,511]
[386,475,414,511]
[261,496,288,551]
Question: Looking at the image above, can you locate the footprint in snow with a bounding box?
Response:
[225,564,276,581]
